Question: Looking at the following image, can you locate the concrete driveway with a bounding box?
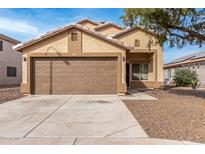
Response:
[0,95,148,144]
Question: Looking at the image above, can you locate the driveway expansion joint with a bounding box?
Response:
[23,95,74,138]
[73,137,78,145]
[104,124,138,137]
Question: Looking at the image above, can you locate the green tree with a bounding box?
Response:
[121,8,205,48]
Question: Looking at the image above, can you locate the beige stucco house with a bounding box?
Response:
[164,51,205,86]
[0,34,21,87]
[14,19,163,95]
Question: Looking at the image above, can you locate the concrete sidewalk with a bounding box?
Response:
[120,89,157,101]
[0,137,200,145]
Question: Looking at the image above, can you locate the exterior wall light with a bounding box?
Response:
[122,56,126,62]
[23,57,26,62]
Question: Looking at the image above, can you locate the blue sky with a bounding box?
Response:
[0,8,204,63]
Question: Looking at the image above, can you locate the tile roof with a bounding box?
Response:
[111,26,156,38]
[165,51,205,65]
[14,19,158,51]
[77,18,100,26]
[13,23,130,51]
[94,22,123,31]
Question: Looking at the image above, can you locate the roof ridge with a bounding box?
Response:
[112,26,156,38]
[77,18,100,25]
[165,51,205,65]
[70,24,128,48]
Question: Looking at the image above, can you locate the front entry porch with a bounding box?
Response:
[120,88,158,100]
[126,51,163,89]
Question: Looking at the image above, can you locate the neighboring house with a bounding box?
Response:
[0,34,21,87]
[14,19,163,95]
[164,51,205,86]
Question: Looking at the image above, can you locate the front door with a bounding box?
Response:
[126,63,130,87]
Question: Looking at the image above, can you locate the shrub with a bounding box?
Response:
[173,69,198,87]
[191,79,198,87]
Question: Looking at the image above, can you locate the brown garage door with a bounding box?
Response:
[31,57,117,94]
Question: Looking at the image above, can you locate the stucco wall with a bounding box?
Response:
[116,29,161,50]
[22,31,68,84]
[127,53,155,81]
[157,49,163,82]
[96,26,121,35]
[82,31,126,84]
[164,68,175,80]
[23,32,68,54]
[20,25,164,92]
[0,39,22,86]
[22,54,27,84]
[82,32,125,53]
[126,51,163,88]
[21,28,127,94]
[117,29,164,83]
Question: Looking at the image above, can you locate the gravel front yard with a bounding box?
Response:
[0,87,23,104]
[124,89,205,143]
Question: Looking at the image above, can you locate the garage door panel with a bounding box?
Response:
[85,78,95,83]
[65,68,75,72]
[106,67,116,73]
[75,86,95,93]
[53,69,65,74]
[32,57,117,94]
[76,68,86,73]
[96,68,106,73]
[35,78,50,83]
[95,87,107,93]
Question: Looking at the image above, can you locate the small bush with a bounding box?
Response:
[173,69,198,87]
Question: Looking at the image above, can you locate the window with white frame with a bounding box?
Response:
[132,63,148,80]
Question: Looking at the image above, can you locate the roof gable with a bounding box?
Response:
[14,24,130,51]
[77,19,99,26]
